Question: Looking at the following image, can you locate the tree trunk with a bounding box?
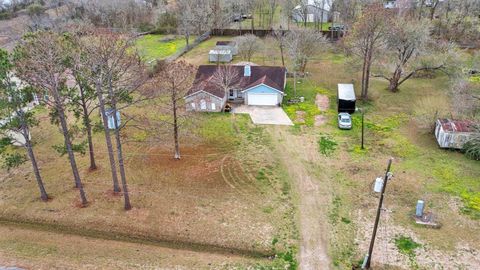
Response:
[360,51,368,99]
[388,68,403,92]
[54,96,88,206]
[173,98,180,160]
[23,124,48,202]
[95,78,121,193]
[112,110,132,210]
[364,49,373,99]
[279,44,285,67]
[251,14,255,33]
[79,88,96,171]
[107,75,131,210]
[293,71,297,98]
[85,116,96,171]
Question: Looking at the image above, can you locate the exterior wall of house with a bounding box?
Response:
[293,6,330,23]
[185,92,225,112]
[243,84,283,105]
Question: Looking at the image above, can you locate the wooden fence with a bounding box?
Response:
[210,28,344,40]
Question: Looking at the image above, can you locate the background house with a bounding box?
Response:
[435,119,477,149]
[292,0,331,23]
[185,64,286,112]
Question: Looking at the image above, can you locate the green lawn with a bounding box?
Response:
[135,34,188,63]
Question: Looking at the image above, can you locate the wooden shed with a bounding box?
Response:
[435,119,477,149]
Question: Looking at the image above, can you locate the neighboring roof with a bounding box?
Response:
[437,119,476,133]
[209,49,232,55]
[216,41,235,46]
[233,61,259,66]
[337,84,356,101]
[187,65,287,99]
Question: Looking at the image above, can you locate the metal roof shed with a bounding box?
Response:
[435,119,477,149]
[337,83,356,113]
[209,49,233,63]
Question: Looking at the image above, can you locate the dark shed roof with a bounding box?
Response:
[216,41,235,46]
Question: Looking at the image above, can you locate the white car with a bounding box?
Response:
[338,113,352,130]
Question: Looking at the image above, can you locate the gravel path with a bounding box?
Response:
[270,127,331,269]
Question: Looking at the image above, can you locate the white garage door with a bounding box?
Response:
[247,93,278,106]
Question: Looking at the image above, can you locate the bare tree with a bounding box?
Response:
[234,34,262,62]
[64,34,99,171]
[15,31,88,207]
[272,29,287,66]
[80,30,121,194]
[210,65,240,100]
[145,60,196,160]
[0,49,48,202]
[451,78,479,118]
[285,28,328,73]
[82,30,147,210]
[344,3,389,99]
[373,19,458,92]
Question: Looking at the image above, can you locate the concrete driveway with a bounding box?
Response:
[233,105,294,126]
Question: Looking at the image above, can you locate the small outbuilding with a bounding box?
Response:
[209,49,233,63]
[435,119,477,149]
[337,84,356,114]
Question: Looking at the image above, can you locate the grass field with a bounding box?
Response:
[135,34,188,63]
[1,33,479,269]
[279,47,480,268]
[0,100,298,268]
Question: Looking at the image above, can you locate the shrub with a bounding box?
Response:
[318,135,337,156]
[464,135,480,161]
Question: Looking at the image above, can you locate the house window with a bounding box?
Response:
[237,91,243,98]
[211,102,216,110]
[200,99,207,110]
[191,103,196,109]
[229,89,234,97]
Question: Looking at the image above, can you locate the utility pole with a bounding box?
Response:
[363,158,394,269]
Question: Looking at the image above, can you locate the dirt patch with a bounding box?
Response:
[356,208,480,269]
[314,115,328,126]
[315,94,330,112]
[296,111,306,124]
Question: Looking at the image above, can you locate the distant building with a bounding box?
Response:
[435,119,477,149]
[292,0,331,24]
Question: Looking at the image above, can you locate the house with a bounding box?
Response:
[215,41,238,55]
[435,119,477,149]
[184,64,287,112]
[337,84,356,114]
[384,0,397,9]
[209,49,233,63]
[292,0,331,24]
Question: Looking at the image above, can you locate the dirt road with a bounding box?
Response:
[269,126,332,270]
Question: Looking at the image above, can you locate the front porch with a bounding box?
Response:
[227,89,245,104]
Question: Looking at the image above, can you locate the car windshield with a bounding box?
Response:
[341,118,350,123]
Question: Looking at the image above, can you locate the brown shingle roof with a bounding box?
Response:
[187,65,286,99]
